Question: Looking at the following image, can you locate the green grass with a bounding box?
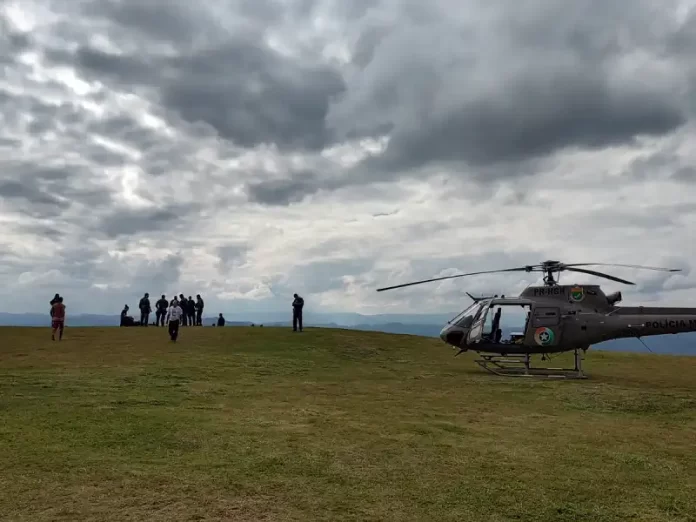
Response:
[1,326,695,521]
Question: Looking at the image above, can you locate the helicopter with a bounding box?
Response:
[376,260,693,379]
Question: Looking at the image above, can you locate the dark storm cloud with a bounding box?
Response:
[85,0,377,46]
[84,115,188,175]
[85,0,222,46]
[87,116,162,152]
[0,180,69,213]
[163,43,344,150]
[56,242,110,282]
[16,0,696,189]
[319,0,693,192]
[667,7,696,56]
[0,86,118,212]
[244,166,377,206]
[245,172,325,205]
[30,0,693,210]
[672,166,696,182]
[337,69,684,174]
[627,149,696,183]
[131,254,184,291]
[0,14,31,65]
[217,243,249,273]
[95,204,200,238]
[217,0,692,205]
[0,162,84,218]
[628,152,676,180]
[0,159,113,214]
[17,223,66,238]
[370,87,683,172]
[0,89,90,135]
[51,31,346,152]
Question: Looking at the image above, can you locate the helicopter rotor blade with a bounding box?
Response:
[562,263,681,273]
[564,267,635,285]
[375,267,529,292]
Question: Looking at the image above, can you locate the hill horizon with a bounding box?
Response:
[3,311,695,356]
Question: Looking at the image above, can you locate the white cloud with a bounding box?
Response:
[1,0,696,318]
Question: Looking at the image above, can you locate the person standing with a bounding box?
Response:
[196,294,204,326]
[51,296,66,341]
[166,298,183,341]
[50,293,60,318]
[155,295,168,326]
[217,313,225,327]
[292,293,304,332]
[186,296,195,326]
[139,293,151,326]
[179,294,188,326]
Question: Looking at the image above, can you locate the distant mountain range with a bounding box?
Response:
[1,312,694,356]
[0,311,457,328]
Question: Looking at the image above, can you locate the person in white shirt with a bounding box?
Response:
[166,299,183,341]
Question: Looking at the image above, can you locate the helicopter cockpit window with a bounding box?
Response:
[482,303,531,344]
[449,302,483,328]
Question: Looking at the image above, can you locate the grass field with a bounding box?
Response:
[1,326,695,521]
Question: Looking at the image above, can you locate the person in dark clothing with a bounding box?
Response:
[50,293,60,317]
[292,293,304,332]
[217,313,225,327]
[155,295,168,326]
[187,296,196,325]
[120,305,136,326]
[179,294,188,326]
[196,295,204,326]
[138,293,151,326]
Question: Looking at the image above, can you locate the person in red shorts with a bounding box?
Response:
[51,296,66,341]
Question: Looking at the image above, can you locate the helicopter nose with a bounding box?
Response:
[440,325,466,347]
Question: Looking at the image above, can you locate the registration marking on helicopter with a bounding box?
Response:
[532,287,565,296]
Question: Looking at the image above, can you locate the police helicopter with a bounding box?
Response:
[376,260,692,379]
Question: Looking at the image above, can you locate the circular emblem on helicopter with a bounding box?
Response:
[534,327,555,346]
[569,286,585,302]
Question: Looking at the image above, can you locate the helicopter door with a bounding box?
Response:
[466,304,489,345]
[526,306,561,347]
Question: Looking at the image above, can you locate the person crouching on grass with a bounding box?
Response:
[51,296,66,341]
[166,298,183,341]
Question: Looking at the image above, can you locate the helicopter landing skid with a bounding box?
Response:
[474,349,587,379]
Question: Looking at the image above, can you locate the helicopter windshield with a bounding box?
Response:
[448,302,484,328]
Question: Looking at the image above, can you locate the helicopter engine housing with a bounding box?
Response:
[606,291,622,305]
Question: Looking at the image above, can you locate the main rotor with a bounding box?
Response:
[529,260,592,286]
[376,260,681,292]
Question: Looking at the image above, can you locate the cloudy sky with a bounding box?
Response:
[2,0,696,316]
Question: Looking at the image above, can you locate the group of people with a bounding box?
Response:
[121,293,205,327]
[162,293,304,341]
[48,291,305,342]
